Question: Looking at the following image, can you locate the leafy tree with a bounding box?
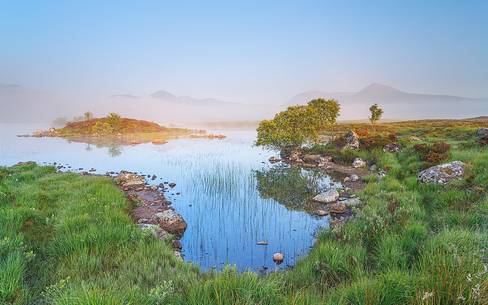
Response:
[256,99,340,152]
[369,103,383,125]
[107,112,122,133]
[83,111,94,121]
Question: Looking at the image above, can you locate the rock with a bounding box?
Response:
[302,154,322,164]
[268,156,281,163]
[349,174,359,182]
[418,161,465,184]
[344,131,360,150]
[155,209,187,235]
[115,171,146,188]
[289,150,303,163]
[312,189,340,203]
[343,176,351,183]
[383,143,401,153]
[343,197,362,208]
[352,158,366,168]
[151,175,157,180]
[168,183,176,188]
[476,128,488,138]
[172,239,182,249]
[377,170,387,181]
[329,203,347,214]
[273,252,284,264]
[257,240,268,245]
[369,164,377,171]
[315,209,328,216]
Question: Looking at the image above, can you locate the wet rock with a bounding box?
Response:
[155,209,187,235]
[344,131,360,150]
[257,240,268,245]
[168,182,176,188]
[383,143,401,153]
[268,156,281,163]
[315,209,328,216]
[273,252,284,264]
[418,161,465,184]
[151,175,157,180]
[329,203,347,214]
[313,189,339,203]
[352,158,366,168]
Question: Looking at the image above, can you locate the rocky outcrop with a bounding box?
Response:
[114,171,186,255]
[476,128,488,138]
[343,131,360,150]
[418,161,465,184]
[312,189,339,203]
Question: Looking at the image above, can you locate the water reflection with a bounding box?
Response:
[0,124,337,272]
[255,164,341,212]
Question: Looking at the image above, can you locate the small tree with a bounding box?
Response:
[369,103,383,125]
[256,98,340,153]
[84,111,93,121]
[106,112,122,133]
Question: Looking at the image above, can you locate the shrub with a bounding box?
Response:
[413,142,451,166]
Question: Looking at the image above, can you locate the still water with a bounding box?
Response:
[0,123,339,272]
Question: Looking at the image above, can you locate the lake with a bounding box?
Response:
[0,123,340,272]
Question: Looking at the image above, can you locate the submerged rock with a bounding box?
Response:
[418,161,465,184]
[257,240,269,245]
[273,252,284,264]
[313,189,339,203]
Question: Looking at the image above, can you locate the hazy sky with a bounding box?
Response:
[1,0,487,104]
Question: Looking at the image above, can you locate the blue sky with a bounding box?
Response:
[1,0,487,103]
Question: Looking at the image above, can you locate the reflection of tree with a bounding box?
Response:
[255,165,331,210]
[107,145,122,157]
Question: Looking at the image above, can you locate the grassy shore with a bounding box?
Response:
[1,120,488,304]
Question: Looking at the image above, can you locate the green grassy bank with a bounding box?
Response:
[1,121,488,304]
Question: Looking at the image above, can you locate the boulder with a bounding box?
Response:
[418,161,465,184]
[302,154,322,164]
[314,209,329,216]
[312,189,339,203]
[476,128,488,138]
[349,174,359,182]
[155,209,187,235]
[329,203,347,214]
[383,143,401,153]
[344,131,360,150]
[115,171,146,188]
[352,158,366,168]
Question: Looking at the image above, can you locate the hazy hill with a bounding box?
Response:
[286,83,488,119]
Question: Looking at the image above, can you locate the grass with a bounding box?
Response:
[2,119,488,304]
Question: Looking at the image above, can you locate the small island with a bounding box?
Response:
[24,112,223,145]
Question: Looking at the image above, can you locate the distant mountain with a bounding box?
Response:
[149,90,238,106]
[286,83,488,120]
